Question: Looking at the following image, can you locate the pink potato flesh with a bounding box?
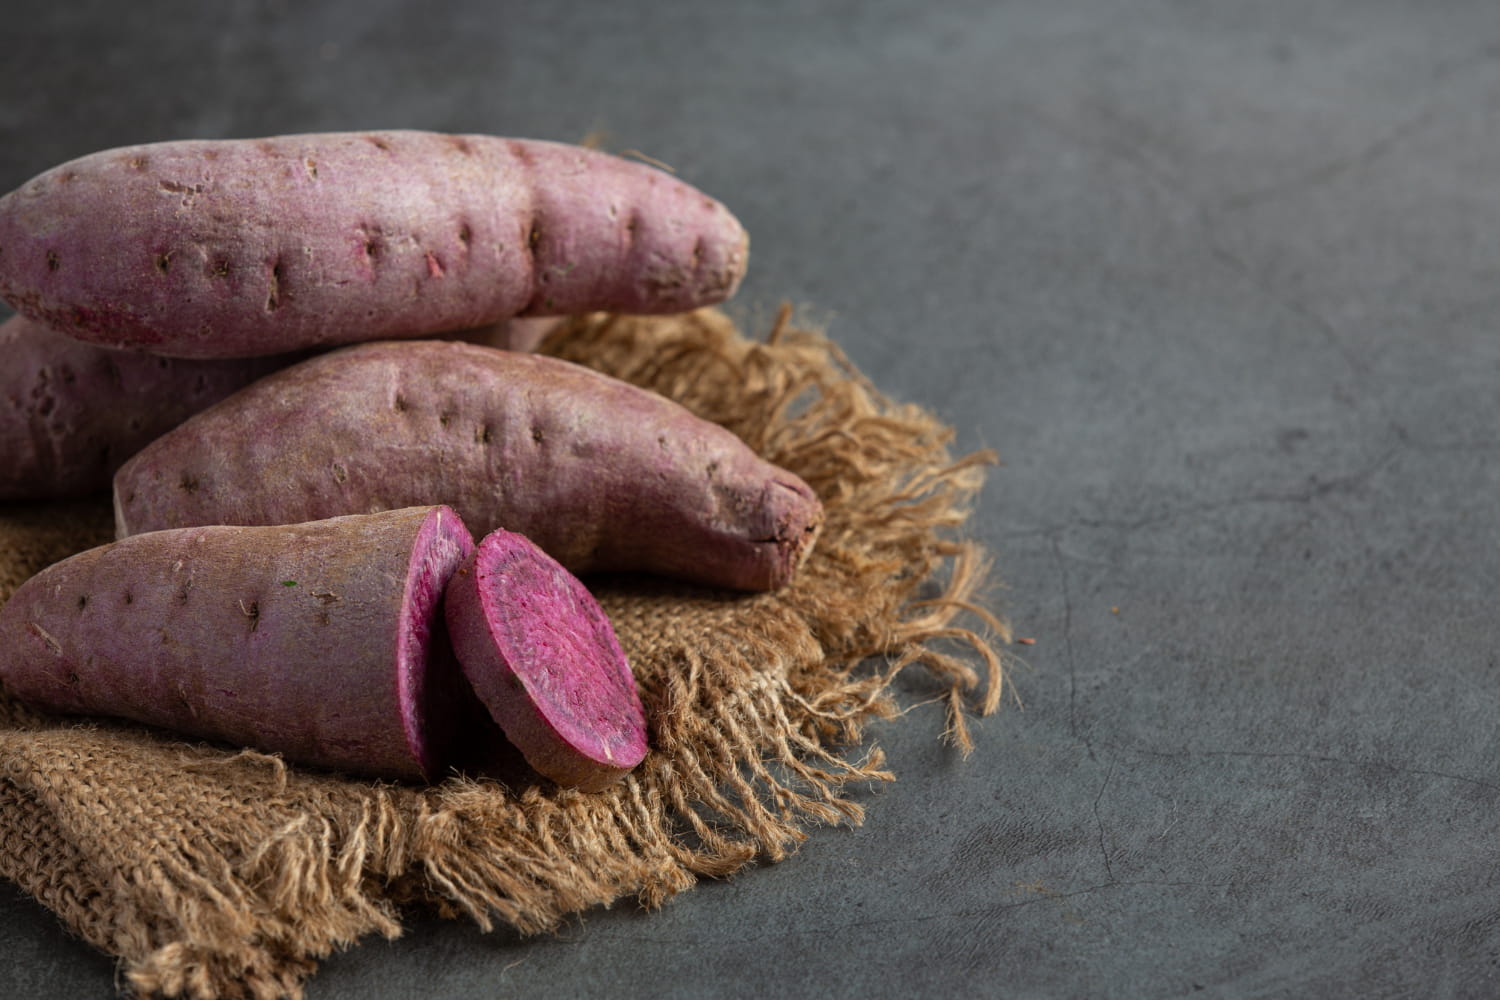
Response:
[112,339,824,592]
[0,313,300,499]
[0,131,749,359]
[444,528,647,790]
[0,506,484,780]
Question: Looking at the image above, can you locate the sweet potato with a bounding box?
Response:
[445,529,647,790]
[0,131,748,359]
[113,340,823,592]
[0,313,300,499]
[0,506,480,780]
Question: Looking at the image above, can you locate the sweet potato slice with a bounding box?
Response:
[444,529,647,791]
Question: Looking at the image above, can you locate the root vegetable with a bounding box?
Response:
[445,529,646,790]
[0,506,478,780]
[0,314,297,499]
[0,131,748,359]
[113,339,823,592]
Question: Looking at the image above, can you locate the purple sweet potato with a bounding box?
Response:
[445,528,647,790]
[0,506,480,780]
[0,313,300,499]
[113,340,823,592]
[0,131,748,359]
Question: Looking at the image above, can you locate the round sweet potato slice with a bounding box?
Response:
[444,529,648,791]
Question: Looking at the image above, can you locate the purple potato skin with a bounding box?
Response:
[0,506,479,780]
[444,529,647,791]
[0,314,299,499]
[112,340,824,592]
[0,131,748,359]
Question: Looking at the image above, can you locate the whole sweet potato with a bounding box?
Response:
[0,131,748,358]
[113,340,823,591]
[0,506,480,780]
[0,314,299,499]
[445,528,648,791]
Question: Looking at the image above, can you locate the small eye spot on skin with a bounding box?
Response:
[266,260,283,311]
[507,140,534,168]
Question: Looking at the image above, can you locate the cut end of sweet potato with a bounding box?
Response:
[444,528,647,791]
[396,505,480,778]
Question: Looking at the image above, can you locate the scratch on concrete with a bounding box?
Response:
[1094,760,1118,881]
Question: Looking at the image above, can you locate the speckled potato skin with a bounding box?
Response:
[113,340,824,592]
[0,314,298,499]
[0,131,748,359]
[0,506,479,780]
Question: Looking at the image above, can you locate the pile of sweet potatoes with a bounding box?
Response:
[0,130,822,789]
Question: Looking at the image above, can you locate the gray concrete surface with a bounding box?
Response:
[4,1,1500,996]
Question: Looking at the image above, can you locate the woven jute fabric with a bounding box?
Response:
[0,307,1005,999]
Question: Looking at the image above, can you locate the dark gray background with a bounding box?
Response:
[4,1,1500,996]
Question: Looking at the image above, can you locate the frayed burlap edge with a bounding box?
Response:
[0,306,1007,999]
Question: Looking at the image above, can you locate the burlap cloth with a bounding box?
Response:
[0,307,1006,999]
